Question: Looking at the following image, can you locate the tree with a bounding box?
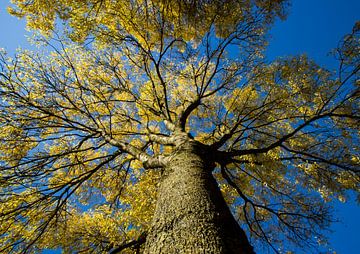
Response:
[0,0,359,253]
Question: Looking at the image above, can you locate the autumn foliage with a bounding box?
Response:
[0,0,359,253]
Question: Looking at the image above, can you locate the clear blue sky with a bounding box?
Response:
[1,1,359,253]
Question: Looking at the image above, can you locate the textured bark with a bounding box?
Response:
[144,140,255,254]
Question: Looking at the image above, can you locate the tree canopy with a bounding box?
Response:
[0,0,359,253]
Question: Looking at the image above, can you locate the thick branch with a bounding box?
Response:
[148,134,175,146]
[178,98,201,131]
[148,131,191,148]
[99,129,167,168]
[109,232,147,254]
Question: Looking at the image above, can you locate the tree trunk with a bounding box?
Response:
[144,140,255,254]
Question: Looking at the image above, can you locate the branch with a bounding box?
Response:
[220,166,279,254]
[148,134,175,146]
[98,129,168,168]
[280,144,358,173]
[228,113,330,157]
[164,119,176,132]
[177,98,201,131]
[148,131,191,148]
[109,232,147,254]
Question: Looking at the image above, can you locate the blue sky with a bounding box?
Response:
[269,1,360,253]
[1,1,359,253]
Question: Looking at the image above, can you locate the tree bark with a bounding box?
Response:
[144,140,255,254]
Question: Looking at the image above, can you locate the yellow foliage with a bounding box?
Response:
[1,1,358,253]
